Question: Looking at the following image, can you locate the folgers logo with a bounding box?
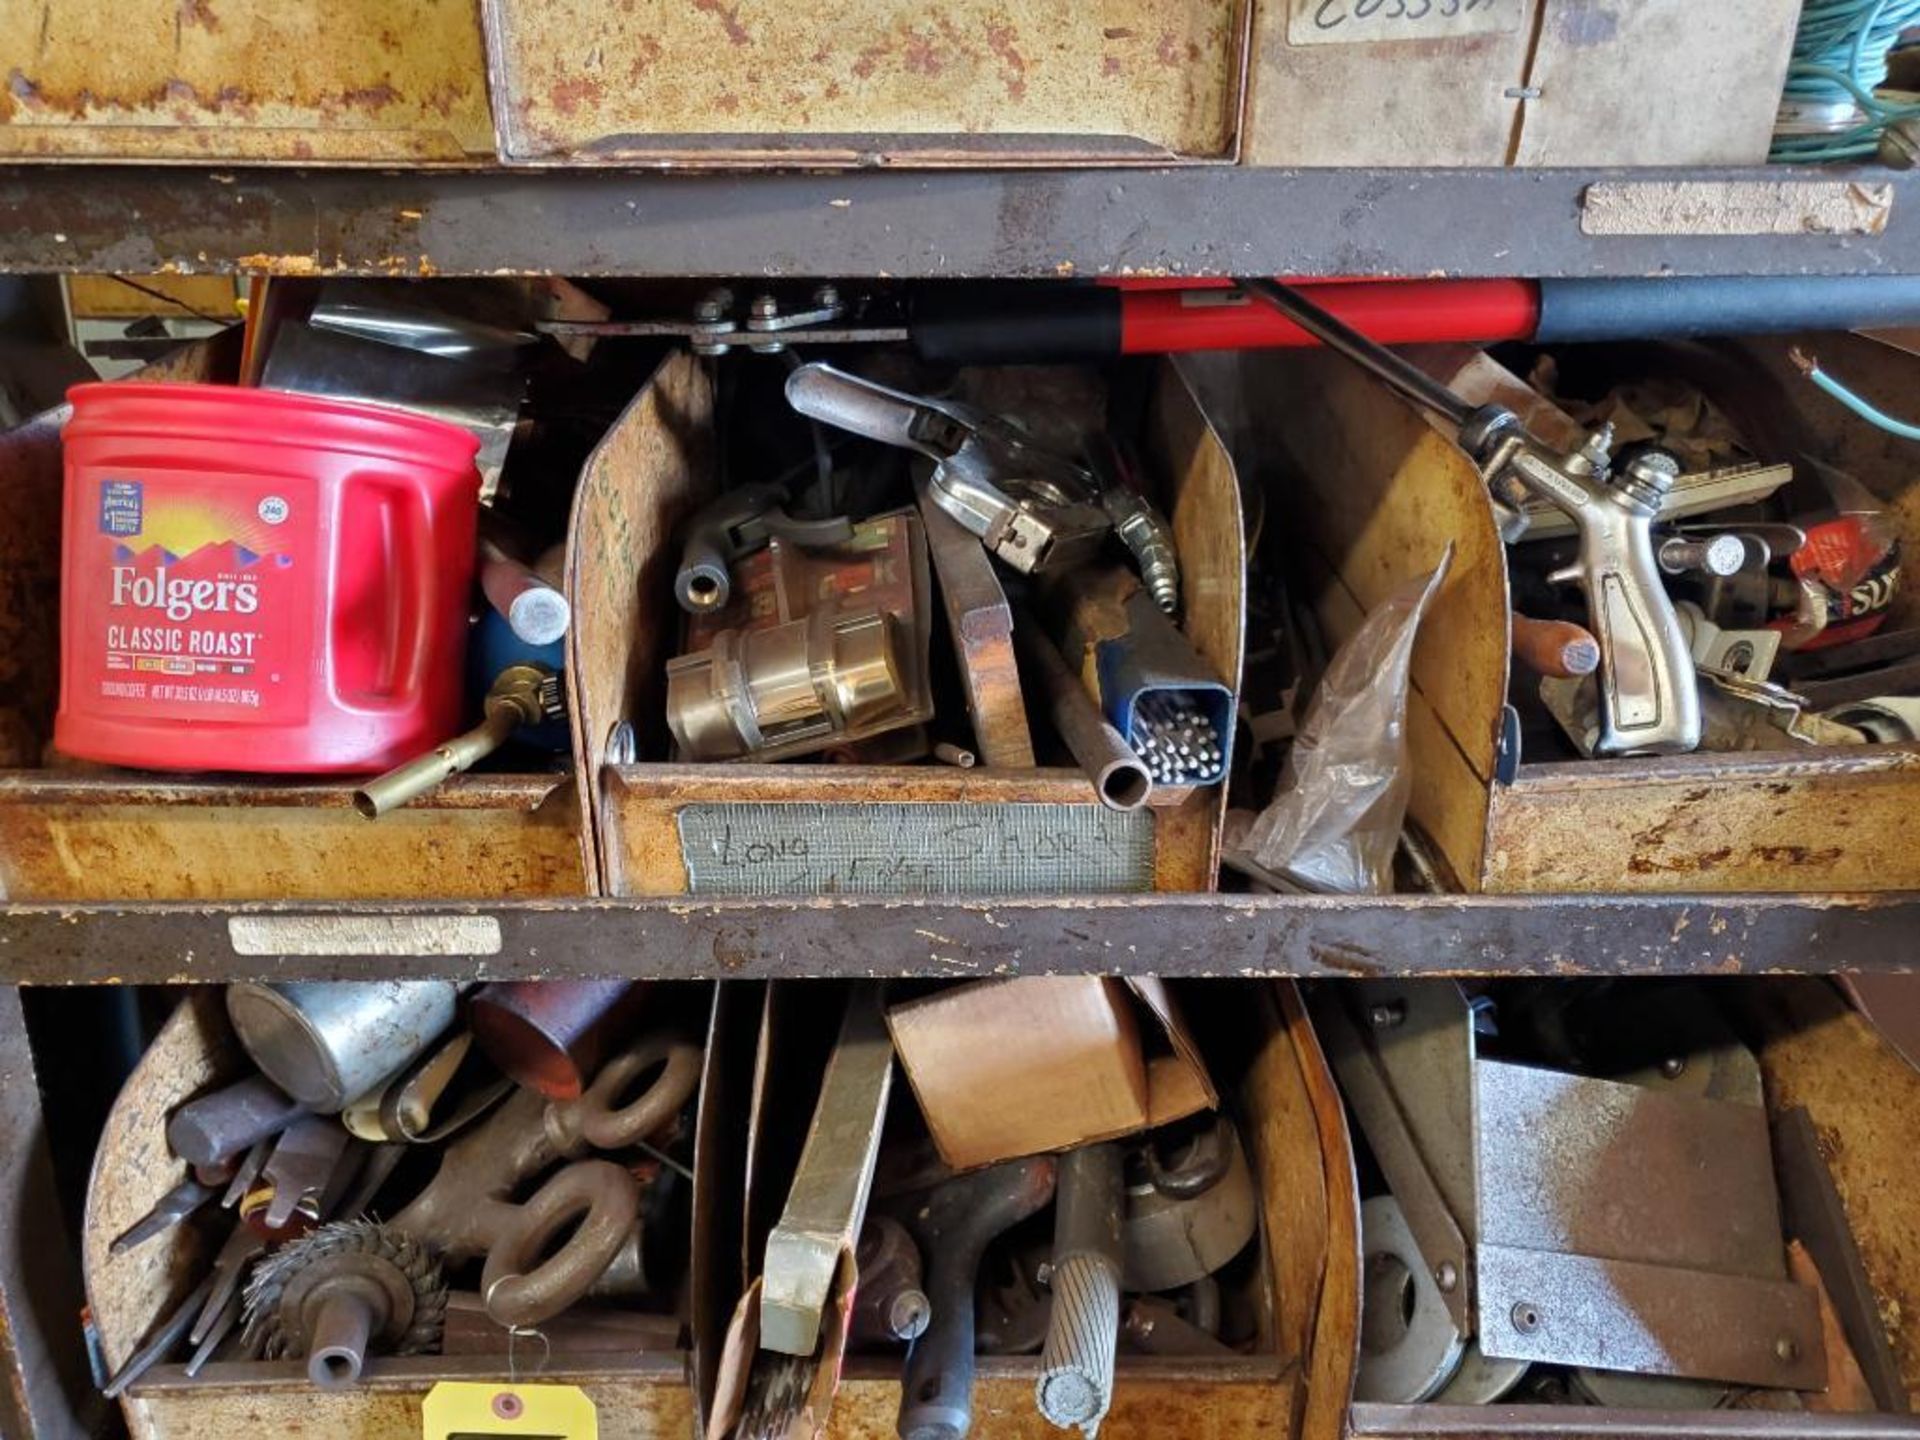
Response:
[110,566,260,621]
[107,542,283,621]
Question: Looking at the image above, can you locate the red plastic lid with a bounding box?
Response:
[65,381,481,467]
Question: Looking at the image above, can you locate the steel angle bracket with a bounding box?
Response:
[1470,1057,1826,1388]
[1308,983,1475,1334]
[758,989,894,1357]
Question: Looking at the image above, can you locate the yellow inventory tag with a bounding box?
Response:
[421,1381,597,1439]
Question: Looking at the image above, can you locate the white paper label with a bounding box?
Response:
[1581,181,1894,238]
[227,914,502,956]
[1288,0,1523,45]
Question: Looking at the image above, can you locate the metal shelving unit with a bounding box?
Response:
[5,154,1920,1439]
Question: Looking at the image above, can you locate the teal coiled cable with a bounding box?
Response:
[1771,0,1920,162]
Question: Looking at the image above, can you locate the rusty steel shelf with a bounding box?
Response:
[1349,1405,1920,1439]
[2,893,1916,985]
[0,165,1915,280]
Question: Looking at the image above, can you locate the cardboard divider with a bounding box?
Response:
[570,353,1245,898]
[0,333,593,900]
[1241,343,1920,895]
[563,349,717,881]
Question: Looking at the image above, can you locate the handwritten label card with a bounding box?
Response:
[1288,0,1523,45]
[677,802,1153,897]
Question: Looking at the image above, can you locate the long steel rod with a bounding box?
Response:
[1239,277,1477,428]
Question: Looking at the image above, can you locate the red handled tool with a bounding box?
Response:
[546,275,1920,365]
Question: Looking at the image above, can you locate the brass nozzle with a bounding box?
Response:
[353,665,558,818]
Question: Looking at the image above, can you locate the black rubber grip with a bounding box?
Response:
[1537,276,1920,344]
[911,284,1123,366]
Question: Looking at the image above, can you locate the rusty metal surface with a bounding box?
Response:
[0,774,590,901]
[484,0,1244,163]
[1772,1107,1908,1413]
[111,1355,1286,1439]
[1277,980,1362,1440]
[1749,981,1920,1398]
[1486,746,1920,895]
[125,1360,692,1440]
[828,1368,1288,1438]
[3,166,1919,279]
[1349,1404,1920,1438]
[0,986,99,1439]
[0,0,492,162]
[81,991,234,1378]
[1249,347,1512,889]
[132,1351,688,1388]
[2,893,1919,985]
[563,349,714,891]
[84,998,241,1436]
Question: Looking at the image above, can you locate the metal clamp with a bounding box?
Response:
[690,286,888,356]
[785,362,1112,576]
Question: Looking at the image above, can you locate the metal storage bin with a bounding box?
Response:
[0,337,592,901]
[83,988,705,1439]
[82,981,1354,1440]
[1240,336,1920,894]
[0,0,494,163]
[481,0,1249,166]
[1326,977,1920,1439]
[564,352,1247,899]
[1244,0,1800,167]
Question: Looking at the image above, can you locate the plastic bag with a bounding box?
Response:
[1233,548,1452,895]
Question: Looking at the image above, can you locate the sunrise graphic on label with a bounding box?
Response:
[79,479,313,725]
[57,381,483,773]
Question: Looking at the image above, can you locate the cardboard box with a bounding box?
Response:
[886,977,1217,1171]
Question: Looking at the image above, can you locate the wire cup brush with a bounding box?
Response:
[242,1219,448,1389]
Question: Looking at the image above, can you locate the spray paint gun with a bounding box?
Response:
[1242,278,1701,758]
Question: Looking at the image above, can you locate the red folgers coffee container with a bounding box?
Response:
[56,383,482,773]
